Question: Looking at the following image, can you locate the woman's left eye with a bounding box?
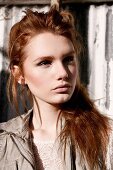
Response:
[63,56,75,64]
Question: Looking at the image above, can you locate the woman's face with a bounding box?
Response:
[23,32,77,105]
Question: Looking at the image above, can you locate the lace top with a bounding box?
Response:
[33,138,64,170]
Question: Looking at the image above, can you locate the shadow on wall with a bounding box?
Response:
[0,70,31,123]
[0,70,11,122]
[63,3,90,86]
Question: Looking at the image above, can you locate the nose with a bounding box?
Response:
[55,62,68,80]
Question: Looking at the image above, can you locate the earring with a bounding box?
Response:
[18,76,25,85]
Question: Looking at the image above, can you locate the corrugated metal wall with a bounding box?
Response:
[88,5,113,117]
[0,3,113,122]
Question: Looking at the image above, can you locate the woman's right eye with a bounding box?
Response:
[36,60,52,66]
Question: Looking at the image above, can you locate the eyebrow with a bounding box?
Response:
[63,50,75,57]
[33,50,75,62]
[33,56,54,62]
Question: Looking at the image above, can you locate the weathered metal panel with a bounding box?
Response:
[0,0,113,5]
[88,5,113,117]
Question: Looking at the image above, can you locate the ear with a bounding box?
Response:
[11,65,25,85]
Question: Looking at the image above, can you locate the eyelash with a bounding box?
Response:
[36,60,52,66]
[63,56,75,64]
[36,56,75,67]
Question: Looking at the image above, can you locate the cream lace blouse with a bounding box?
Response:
[33,138,64,170]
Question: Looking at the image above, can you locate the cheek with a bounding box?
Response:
[24,72,46,88]
[69,66,77,79]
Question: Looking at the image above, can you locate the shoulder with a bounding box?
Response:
[0,109,33,169]
[0,109,32,163]
[0,116,23,134]
[0,109,32,134]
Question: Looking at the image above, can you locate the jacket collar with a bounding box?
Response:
[0,109,33,137]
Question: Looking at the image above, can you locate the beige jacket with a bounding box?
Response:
[0,109,113,170]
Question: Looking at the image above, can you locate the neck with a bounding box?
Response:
[32,99,61,131]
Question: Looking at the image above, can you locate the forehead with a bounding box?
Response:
[24,32,75,59]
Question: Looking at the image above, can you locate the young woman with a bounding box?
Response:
[0,6,113,170]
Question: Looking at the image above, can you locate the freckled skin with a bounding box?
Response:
[23,32,77,106]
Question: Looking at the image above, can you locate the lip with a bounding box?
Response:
[53,84,71,93]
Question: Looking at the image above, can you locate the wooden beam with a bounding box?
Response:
[0,0,113,5]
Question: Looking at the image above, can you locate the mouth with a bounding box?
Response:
[53,84,71,93]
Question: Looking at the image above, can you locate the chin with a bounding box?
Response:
[52,94,72,104]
